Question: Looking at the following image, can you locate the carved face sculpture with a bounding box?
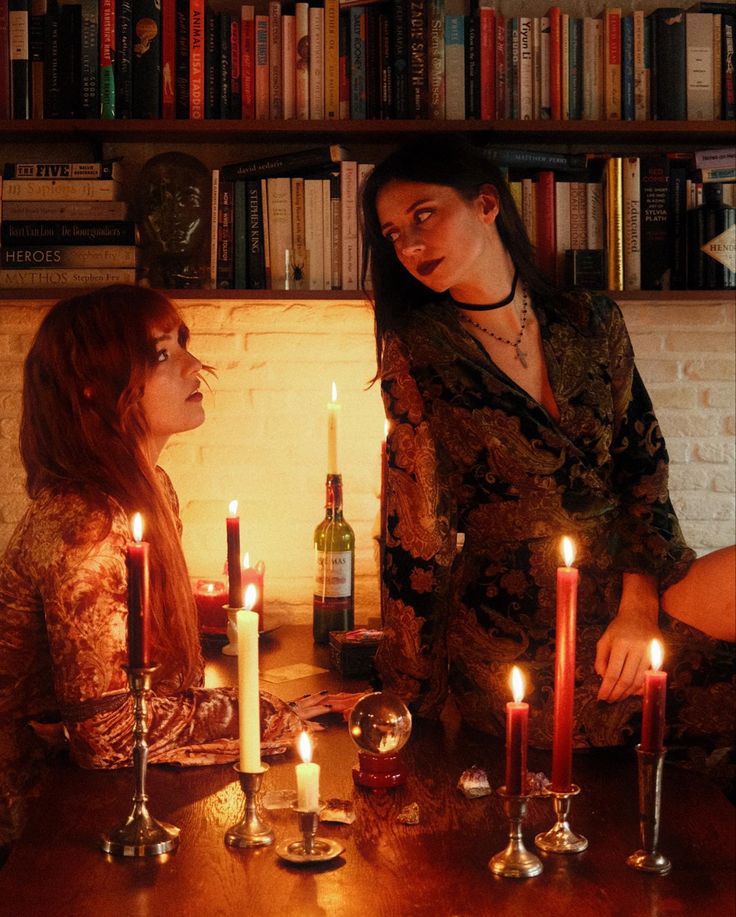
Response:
[138,152,209,258]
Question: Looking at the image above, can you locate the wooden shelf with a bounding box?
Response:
[0,118,733,145]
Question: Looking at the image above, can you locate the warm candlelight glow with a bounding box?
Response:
[331,381,337,403]
[229,499,238,516]
[298,730,313,763]
[650,639,663,671]
[511,666,525,703]
[562,536,575,568]
[206,583,214,594]
[243,551,250,568]
[384,418,389,439]
[244,583,257,611]
[132,512,143,544]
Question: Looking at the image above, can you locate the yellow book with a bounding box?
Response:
[605,157,624,291]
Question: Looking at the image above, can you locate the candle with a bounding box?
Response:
[126,513,150,668]
[641,639,667,753]
[295,731,320,811]
[505,666,529,795]
[226,500,242,608]
[241,552,265,631]
[379,419,389,625]
[193,579,228,632]
[327,381,340,474]
[237,593,261,772]
[552,535,579,793]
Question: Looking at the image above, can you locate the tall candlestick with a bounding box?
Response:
[126,512,150,668]
[237,593,261,772]
[552,536,578,793]
[641,639,667,754]
[505,666,529,796]
[327,381,340,475]
[296,731,320,811]
[226,500,242,608]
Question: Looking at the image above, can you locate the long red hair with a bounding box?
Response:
[20,285,201,688]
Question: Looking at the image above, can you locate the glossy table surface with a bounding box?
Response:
[1,625,734,917]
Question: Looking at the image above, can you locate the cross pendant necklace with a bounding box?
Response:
[458,282,530,368]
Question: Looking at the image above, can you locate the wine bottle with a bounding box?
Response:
[313,473,355,644]
[687,182,736,290]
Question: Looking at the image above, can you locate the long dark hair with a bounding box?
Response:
[361,135,557,377]
[20,284,202,688]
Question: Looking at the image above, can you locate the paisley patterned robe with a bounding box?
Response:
[0,468,304,846]
[377,290,734,756]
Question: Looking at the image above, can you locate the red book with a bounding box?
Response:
[230,12,241,117]
[189,0,205,119]
[0,3,10,119]
[161,0,175,118]
[241,5,255,119]
[546,5,561,120]
[535,170,557,281]
[479,2,495,120]
[494,12,505,120]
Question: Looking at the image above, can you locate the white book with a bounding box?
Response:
[322,178,333,289]
[586,182,604,250]
[518,17,533,119]
[686,12,715,120]
[291,176,306,252]
[295,2,310,120]
[695,147,736,170]
[210,169,219,287]
[569,182,587,250]
[304,178,325,289]
[261,178,271,287]
[267,177,292,289]
[1,179,122,201]
[281,13,296,120]
[268,0,283,119]
[555,182,571,285]
[0,200,129,220]
[582,17,602,120]
[444,15,465,119]
[309,6,325,119]
[340,161,358,290]
[622,156,641,291]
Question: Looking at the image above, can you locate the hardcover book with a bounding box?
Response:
[649,7,686,119]
[1,220,138,245]
[640,155,671,289]
[132,0,160,118]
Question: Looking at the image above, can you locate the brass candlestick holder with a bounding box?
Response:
[489,787,543,878]
[275,808,345,864]
[626,745,671,875]
[535,784,588,854]
[101,664,180,857]
[224,764,275,847]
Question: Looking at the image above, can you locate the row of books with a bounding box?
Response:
[2,1,734,121]
[505,146,735,291]
[0,158,140,287]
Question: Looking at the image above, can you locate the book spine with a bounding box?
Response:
[0,267,137,286]
[686,12,716,120]
[116,0,133,118]
[204,8,217,118]
[255,14,269,120]
[698,165,736,182]
[539,15,550,119]
[651,7,686,120]
[59,3,82,117]
[555,180,570,284]
[3,160,121,179]
[465,10,479,120]
[100,0,115,118]
[694,147,736,169]
[209,167,219,287]
[268,0,283,119]
[350,7,367,119]
[622,155,641,290]
[241,5,255,119]
[0,4,10,119]
[281,12,295,120]
[291,175,306,255]
[0,200,129,219]
[216,178,234,288]
[567,16,581,121]
[485,147,586,170]
[586,180,604,250]
[2,179,122,200]
[217,12,231,119]
[633,9,646,120]
[340,161,358,290]
[582,17,602,120]
[2,221,138,245]
[29,0,45,119]
[246,179,266,288]
[535,170,556,281]
[640,156,670,290]
[261,177,271,287]
[132,0,160,118]
[378,9,392,119]
[546,6,560,120]
[0,245,139,268]
[189,0,204,119]
[621,14,634,120]
[427,0,445,120]
[175,0,189,118]
[364,6,379,119]
[321,178,332,288]
[230,11,241,118]
[266,175,293,288]
[494,12,505,120]
[569,181,587,250]
[518,16,533,120]
[295,2,309,120]
[79,0,98,118]
[392,0,410,119]
[722,15,735,119]
[325,0,340,119]
[9,0,30,119]
[603,7,621,120]
[221,146,345,181]
[304,178,325,289]
[559,12,568,119]
[408,0,427,118]
[233,180,247,288]
[605,157,623,290]
[521,177,536,244]
[308,6,324,119]
[509,17,519,119]
[668,158,689,289]
[445,14,465,119]
[161,0,175,118]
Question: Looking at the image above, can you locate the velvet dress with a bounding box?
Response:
[377,289,734,760]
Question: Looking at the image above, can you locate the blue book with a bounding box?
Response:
[621,14,634,120]
[349,7,367,119]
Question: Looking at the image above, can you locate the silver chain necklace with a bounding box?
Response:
[458,283,530,368]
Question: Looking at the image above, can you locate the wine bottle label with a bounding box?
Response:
[314,550,352,598]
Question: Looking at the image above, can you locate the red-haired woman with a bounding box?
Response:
[0,286,333,855]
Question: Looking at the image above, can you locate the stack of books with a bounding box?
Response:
[0,159,139,288]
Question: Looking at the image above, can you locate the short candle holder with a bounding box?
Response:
[489,787,543,879]
[224,764,275,847]
[535,784,588,854]
[222,605,243,656]
[626,745,671,875]
[101,664,180,857]
[275,808,345,864]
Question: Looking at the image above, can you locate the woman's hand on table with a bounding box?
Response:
[290,691,368,721]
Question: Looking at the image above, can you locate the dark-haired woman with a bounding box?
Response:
[362,137,733,778]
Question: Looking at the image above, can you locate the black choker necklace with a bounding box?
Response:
[450,269,519,311]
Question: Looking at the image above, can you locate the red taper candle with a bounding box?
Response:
[505,666,529,795]
[126,512,150,668]
[226,500,242,608]
[641,639,667,753]
[552,536,578,792]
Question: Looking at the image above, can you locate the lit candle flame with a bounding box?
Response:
[510,665,525,703]
[562,536,575,568]
[229,499,238,516]
[298,730,313,764]
[132,512,143,543]
[331,381,338,403]
[206,583,214,595]
[244,583,257,611]
[650,639,663,671]
[243,551,250,569]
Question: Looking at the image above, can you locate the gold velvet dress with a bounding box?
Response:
[0,468,304,846]
[377,289,734,759]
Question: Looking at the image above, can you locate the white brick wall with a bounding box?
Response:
[0,296,733,612]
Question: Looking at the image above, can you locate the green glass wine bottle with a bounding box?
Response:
[313,474,355,644]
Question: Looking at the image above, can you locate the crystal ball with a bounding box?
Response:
[348,692,412,755]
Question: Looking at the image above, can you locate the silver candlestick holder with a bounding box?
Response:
[626,745,671,875]
[489,787,543,878]
[535,784,588,854]
[101,664,180,857]
[275,808,345,864]
[224,764,275,847]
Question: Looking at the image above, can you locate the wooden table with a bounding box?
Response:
[1,625,733,917]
